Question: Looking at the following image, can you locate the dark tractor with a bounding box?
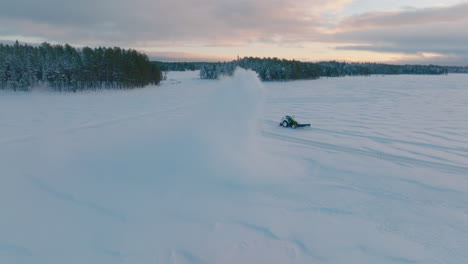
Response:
[279,115,310,129]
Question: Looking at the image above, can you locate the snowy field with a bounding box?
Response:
[1,70,468,264]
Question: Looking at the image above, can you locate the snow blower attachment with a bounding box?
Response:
[279,115,310,129]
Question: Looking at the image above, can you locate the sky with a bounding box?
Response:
[1,0,467,65]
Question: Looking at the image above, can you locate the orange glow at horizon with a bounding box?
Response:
[141,42,429,64]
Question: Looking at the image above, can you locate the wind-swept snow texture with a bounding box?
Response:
[1,69,468,264]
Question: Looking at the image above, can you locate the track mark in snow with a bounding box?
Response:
[264,120,468,154]
[358,245,418,263]
[234,221,325,261]
[0,243,32,256]
[26,176,126,222]
[290,206,355,215]
[171,249,206,264]
[62,106,183,134]
[263,131,468,174]
[0,135,35,145]
[321,182,411,201]
[0,106,184,146]
[97,248,123,259]
[398,179,460,193]
[235,221,280,240]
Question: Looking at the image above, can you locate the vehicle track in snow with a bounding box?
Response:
[262,130,468,175]
[263,120,468,155]
[0,105,184,146]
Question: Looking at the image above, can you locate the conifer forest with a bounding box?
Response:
[0,41,162,91]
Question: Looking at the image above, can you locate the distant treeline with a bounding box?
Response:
[318,61,449,76]
[155,57,451,81]
[198,57,449,80]
[201,57,322,81]
[0,41,162,91]
[447,66,468,73]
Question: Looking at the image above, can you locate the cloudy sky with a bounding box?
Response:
[1,0,467,65]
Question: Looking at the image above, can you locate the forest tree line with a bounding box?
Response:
[0,41,162,91]
[446,66,468,73]
[158,58,467,77]
[198,57,449,80]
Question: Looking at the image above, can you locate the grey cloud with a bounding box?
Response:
[332,21,468,47]
[0,0,114,26]
[328,2,468,65]
[335,1,468,31]
[1,0,467,65]
[0,0,321,46]
[336,45,468,56]
[148,51,230,62]
[391,54,468,66]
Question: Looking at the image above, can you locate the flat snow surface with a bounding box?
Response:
[1,70,468,264]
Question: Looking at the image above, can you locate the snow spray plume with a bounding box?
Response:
[151,67,291,185]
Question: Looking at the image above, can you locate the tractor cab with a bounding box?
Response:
[279,115,310,129]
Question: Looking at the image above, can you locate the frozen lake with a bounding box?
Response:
[1,71,467,264]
